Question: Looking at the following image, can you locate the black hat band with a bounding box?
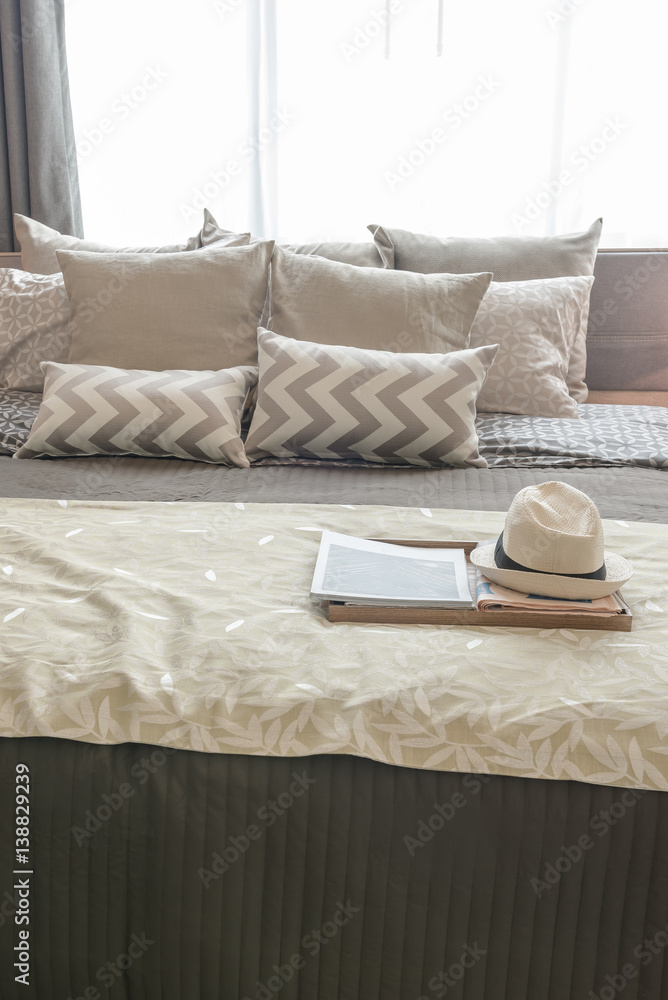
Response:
[494,533,607,581]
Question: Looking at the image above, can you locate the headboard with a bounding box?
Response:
[586,251,668,393]
[0,252,20,269]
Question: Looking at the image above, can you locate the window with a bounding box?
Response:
[65,0,668,246]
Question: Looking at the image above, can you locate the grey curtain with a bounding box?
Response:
[0,0,83,251]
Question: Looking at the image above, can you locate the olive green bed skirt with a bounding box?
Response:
[0,738,666,1000]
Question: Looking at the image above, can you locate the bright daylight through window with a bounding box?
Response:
[65,0,668,248]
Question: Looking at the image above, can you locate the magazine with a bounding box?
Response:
[476,575,628,615]
[311,531,474,608]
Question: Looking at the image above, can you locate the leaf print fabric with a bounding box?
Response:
[0,498,666,791]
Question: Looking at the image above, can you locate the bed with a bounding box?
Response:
[1,231,668,1000]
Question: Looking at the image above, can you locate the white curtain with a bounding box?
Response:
[65,0,668,248]
[247,0,278,237]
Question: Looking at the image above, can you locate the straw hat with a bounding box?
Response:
[470,481,633,599]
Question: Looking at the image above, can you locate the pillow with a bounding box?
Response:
[0,269,70,391]
[278,240,390,268]
[368,219,602,280]
[268,247,492,355]
[245,328,499,468]
[369,220,602,402]
[14,362,257,467]
[469,276,595,418]
[201,222,392,267]
[60,241,274,371]
[0,388,41,456]
[14,209,250,275]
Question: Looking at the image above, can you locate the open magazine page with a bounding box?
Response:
[311,531,474,607]
[476,575,624,614]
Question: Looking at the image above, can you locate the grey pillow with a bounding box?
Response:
[279,240,390,268]
[60,241,274,371]
[15,209,250,275]
[369,219,602,402]
[369,219,602,279]
[203,222,391,268]
[268,247,492,355]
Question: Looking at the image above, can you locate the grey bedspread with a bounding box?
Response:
[0,454,667,522]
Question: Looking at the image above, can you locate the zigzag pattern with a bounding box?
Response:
[245,330,499,468]
[15,363,258,467]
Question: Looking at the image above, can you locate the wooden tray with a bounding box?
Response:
[325,539,633,631]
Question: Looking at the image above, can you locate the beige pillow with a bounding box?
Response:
[279,240,390,268]
[268,247,492,355]
[245,328,498,467]
[369,219,602,402]
[469,276,594,418]
[0,269,70,391]
[14,209,250,275]
[15,362,257,466]
[369,219,602,280]
[60,241,274,371]
[204,223,392,267]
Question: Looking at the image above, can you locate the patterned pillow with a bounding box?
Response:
[14,363,258,467]
[245,329,499,467]
[0,269,70,391]
[14,209,251,275]
[0,389,41,455]
[469,276,594,417]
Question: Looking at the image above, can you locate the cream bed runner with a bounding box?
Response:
[0,499,667,790]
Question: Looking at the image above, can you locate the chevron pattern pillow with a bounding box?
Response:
[245,330,499,467]
[14,363,258,466]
